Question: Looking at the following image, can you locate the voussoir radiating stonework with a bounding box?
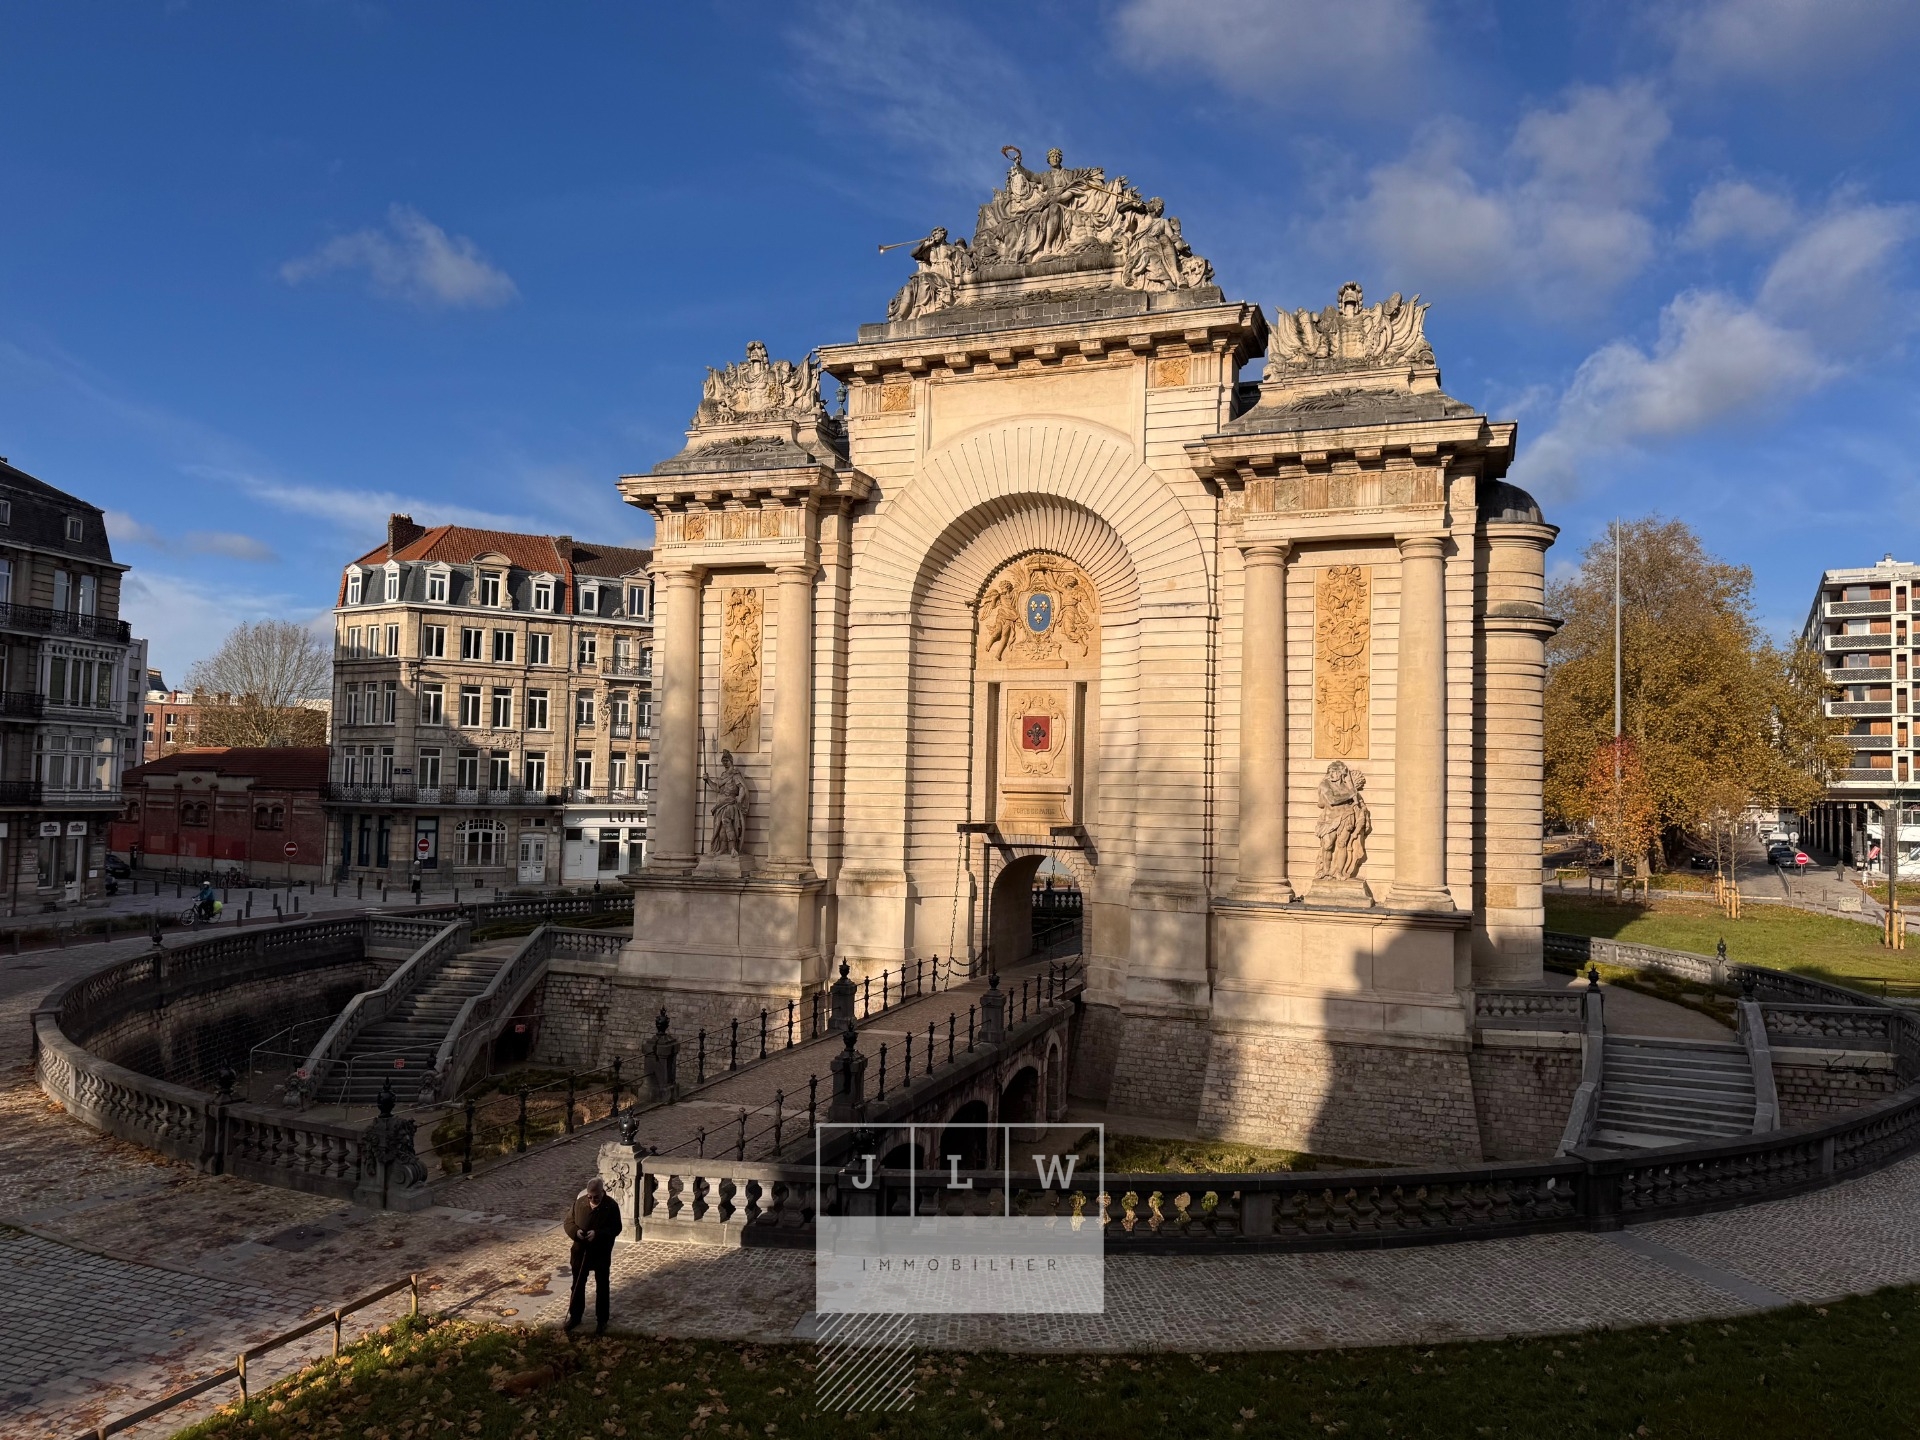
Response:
[584,146,1561,1162]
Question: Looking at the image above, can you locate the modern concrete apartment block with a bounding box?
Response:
[325,515,653,888]
[1803,555,1920,867]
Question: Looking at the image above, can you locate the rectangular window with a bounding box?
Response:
[627,583,648,619]
[347,625,362,656]
[367,624,383,658]
[491,687,513,728]
[459,685,481,727]
[638,700,653,728]
[53,571,70,612]
[492,630,515,664]
[418,748,441,787]
[460,627,483,661]
[577,632,597,667]
[384,569,400,602]
[385,623,399,655]
[0,559,11,605]
[380,747,395,786]
[609,692,630,727]
[533,578,554,611]
[457,749,480,789]
[574,752,593,789]
[78,575,96,616]
[528,632,551,666]
[525,689,549,730]
[66,515,83,542]
[579,585,599,614]
[426,571,448,603]
[346,572,363,604]
[523,751,547,791]
[576,691,596,726]
[478,573,501,607]
[640,647,652,676]
[489,751,512,790]
[609,753,627,791]
[343,685,360,726]
[420,683,444,724]
[422,624,446,659]
[637,760,651,792]
[0,499,11,525]
[382,680,397,723]
[96,664,112,708]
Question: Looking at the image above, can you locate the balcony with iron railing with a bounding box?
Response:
[560,787,651,806]
[1824,599,1894,618]
[609,721,632,739]
[0,603,132,644]
[0,691,46,721]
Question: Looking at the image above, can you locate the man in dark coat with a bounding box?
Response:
[563,1175,622,1334]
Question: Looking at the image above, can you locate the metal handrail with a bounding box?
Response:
[289,920,468,1103]
[422,925,557,1102]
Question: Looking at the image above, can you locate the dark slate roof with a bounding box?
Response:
[1479,480,1544,524]
[128,746,331,789]
[651,430,845,477]
[0,459,118,564]
[1221,386,1479,436]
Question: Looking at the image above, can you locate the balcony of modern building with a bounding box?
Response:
[0,603,132,644]
[1828,665,1893,683]
[1830,699,1894,717]
[1823,597,1895,619]
[1838,767,1899,783]
[1824,633,1895,653]
[1846,734,1896,751]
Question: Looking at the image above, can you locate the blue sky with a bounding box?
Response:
[2,0,1917,677]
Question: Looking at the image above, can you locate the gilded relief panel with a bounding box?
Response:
[1313,564,1371,760]
[719,587,763,752]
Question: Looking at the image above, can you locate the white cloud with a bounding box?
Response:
[788,2,1053,189]
[1681,179,1799,249]
[1663,0,1920,81]
[122,570,319,680]
[1112,0,1433,103]
[105,509,278,562]
[1335,82,1668,304]
[280,205,518,309]
[1519,197,1916,497]
[186,466,542,537]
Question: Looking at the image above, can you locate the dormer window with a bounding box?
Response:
[65,515,83,543]
[580,585,599,614]
[626,583,649,620]
[477,572,502,607]
[532,576,555,612]
[383,565,401,602]
[346,569,364,605]
[426,567,449,603]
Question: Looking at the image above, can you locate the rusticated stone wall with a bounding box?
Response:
[1106,1012,1210,1123]
[1197,1032,1482,1163]
[1067,1001,1123,1103]
[1468,1043,1581,1160]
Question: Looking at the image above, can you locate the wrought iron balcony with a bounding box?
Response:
[560,787,651,806]
[0,691,46,720]
[0,603,131,643]
[0,780,42,804]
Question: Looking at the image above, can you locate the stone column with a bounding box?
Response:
[768,560,818,877]
[1386,534,1453,910]
[648,565,703,874]
[1234,540,1294,901]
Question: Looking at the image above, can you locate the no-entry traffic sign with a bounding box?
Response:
[282,841,298,858]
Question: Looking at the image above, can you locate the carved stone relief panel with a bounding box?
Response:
[1000,686,1072,831]
[719,587,764,752]
[1150,355,1192,388]
[976,553,1100,670]
[1313,564,1371,760]
[1246,470,1444,517]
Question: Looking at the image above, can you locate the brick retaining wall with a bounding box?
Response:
[1469,1044,1581,1159]
[1774,1056,1903,1127]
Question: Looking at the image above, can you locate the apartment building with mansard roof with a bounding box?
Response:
[0,458,141,910]
[327,514,653,886]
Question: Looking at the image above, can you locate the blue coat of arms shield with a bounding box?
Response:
[1026,592,1053,633]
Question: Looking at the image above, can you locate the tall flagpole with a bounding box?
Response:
[1614,519,1623,895]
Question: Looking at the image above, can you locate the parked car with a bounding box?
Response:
[1687,854,1716,871]
[103,854,130,879]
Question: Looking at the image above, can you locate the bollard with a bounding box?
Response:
[565,1072,576,1134]
[357,877,363,900]
[516,1088,529,1152]
[462,1099,476,1175]
[246,893,253,917]
[175,882,182,899]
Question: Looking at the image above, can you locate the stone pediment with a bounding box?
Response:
[879,147,1218,330]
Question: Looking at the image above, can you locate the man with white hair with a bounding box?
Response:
[562,1174,622,1335]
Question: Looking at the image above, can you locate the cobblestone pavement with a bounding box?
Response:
[12,930,1920,1434]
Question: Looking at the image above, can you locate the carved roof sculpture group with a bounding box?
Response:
[886,146,1217,322]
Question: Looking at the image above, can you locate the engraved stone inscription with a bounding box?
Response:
[1314,564,1371,759]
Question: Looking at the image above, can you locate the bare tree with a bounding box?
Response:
[185,621,331,748]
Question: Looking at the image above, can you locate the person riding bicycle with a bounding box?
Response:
[196,881,219,921]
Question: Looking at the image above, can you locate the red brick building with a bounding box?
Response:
[110,747,330,881]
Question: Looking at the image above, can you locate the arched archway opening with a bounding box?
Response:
[940,1098,991,1171]
[1001,1065,1040,1125]
[989,853,1045,969]
[1030,858,1082,959]
[881,1141,922,1172]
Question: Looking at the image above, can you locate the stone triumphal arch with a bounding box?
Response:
[608,150,1558,1159]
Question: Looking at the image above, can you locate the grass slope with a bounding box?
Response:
[178,1286,1920,1440]
[1545,894,1920,996]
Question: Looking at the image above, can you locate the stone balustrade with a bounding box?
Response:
[421,925,559,1103]
[289,920,470,1105]
[1473,988,1584,1031]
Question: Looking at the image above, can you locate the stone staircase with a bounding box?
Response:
[1589,1036,1757,1151]
[318,943,518,1106]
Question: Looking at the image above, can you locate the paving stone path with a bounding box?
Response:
[8,932,1920,1436]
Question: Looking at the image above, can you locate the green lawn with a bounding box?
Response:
[1098,1134,1382,1174]
[179,1285,1920,1440]
[1546,894,1920,996]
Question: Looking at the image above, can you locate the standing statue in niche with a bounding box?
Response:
[1314,761,1372,883]
[705,750,751,856]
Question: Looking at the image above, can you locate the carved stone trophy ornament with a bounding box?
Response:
[1310,760,1374,906]
[1266,282,1434,376]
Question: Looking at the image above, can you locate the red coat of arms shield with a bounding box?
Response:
[1021,715,1052,750]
